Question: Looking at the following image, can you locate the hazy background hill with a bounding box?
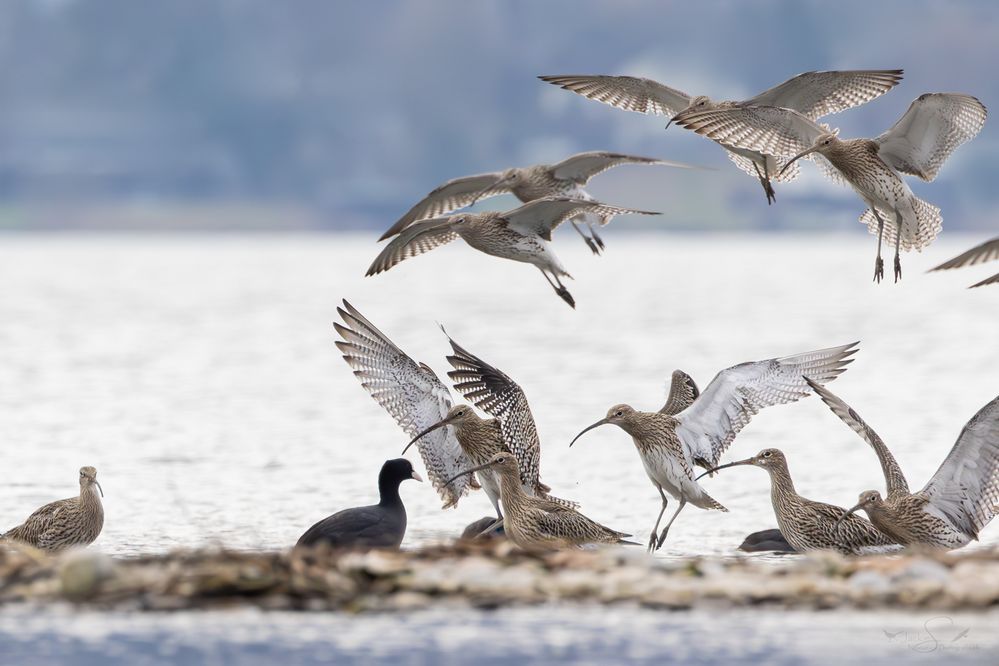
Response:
[0,0,995,232]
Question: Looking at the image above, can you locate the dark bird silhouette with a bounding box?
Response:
[738,528,795,553]
[296,458,422,550]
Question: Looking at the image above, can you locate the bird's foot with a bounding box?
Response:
[556,287,576,309]
[592,231,606,251]
[584,236,601,255]
[762,180,776,205]
[873,256,884,283]
[655,528,670,551]
[647,530,658,553]
[894,256,902,283]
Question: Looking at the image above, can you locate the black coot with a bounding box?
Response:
[738,528,796,553]
[296,458,422,550]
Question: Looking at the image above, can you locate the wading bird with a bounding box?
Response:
[805,379,999,550]
[540,69,902,204]
[569,343,858,551]
[2,467,104,552]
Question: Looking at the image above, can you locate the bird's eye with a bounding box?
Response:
[615,411,623,417]
[763,451,772,458]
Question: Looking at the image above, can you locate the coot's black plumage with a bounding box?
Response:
[296,458,422,550]
[738,528,796,553]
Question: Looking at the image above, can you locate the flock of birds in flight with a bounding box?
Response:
[2,69,997,558]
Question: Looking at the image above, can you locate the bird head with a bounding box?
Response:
[778,130,840,178]
[667,96,713,128]
[401,404,476,455]
[443,452,519,487]
[698,448,786,479]
[569,404,637,446]
[834,490,882,531]
[381,458,424,486]
[79,466,103,497]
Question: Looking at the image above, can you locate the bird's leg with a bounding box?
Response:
[648,486,669,553]
[588,222,605,251]
[893,210,903,282]
[656,499,687,551]
[871,208,886,283]
[753,161,776,205]
[540,270,576,309]
[571,217,601,255]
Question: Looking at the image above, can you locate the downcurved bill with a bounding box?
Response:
[402,417,453,455]
[95,481,104,498]
[665,110,686,130]
[443,461,494,488]
[694,458,753,481]
[777,145,819,179]
[834,502,864,531]
[568,418,609,447]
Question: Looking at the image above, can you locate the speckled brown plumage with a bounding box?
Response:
[2,467,104,552]
[809,380,999,550]
[448,453,632,550]
[707,450,897,555]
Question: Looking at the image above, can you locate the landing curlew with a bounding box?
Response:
[806,379,999,550]
[702,449,897,555]
[445,453,633,550]
[569,344,857,551]
[2,467,104,552]
[929,236,999,288]
[366,197,660,308]
[540,70,902,204]
[673,93,987,282]
[380,151,699,254]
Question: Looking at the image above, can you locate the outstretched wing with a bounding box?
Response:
[930,237,999,272]
[366,216,459,276]
[539,74,691,117]
[503,198,659,240]
[805,378,910,499]
[920,395,999,539]
[334,301,473,508]
[876,93,987,182]
[674,342,859,467]
[379,172,509,240]
[443,333,542,490]
[672,105,829,159]
[746,69,903,120]
[659,370,700,415]
[970,272,999,288]
[550,151,698,183]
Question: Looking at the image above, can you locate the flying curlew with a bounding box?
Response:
[673,93,987,282]
[2,467,104,552]
[806,379,999,550]
[445,453,634,550]
[929,236,999,288]
[569,344,858,551]
[366,197,660,308]
[380,151,699,254]
[540,69,903,204]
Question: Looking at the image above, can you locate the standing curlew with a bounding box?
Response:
[672,93,987,282]
[540,70,903,204]
[2,467,104,552]
[296,458,422,550]
[446,453,634,550]
[366,197,660,308]
[929,236,999,288]
[569,344,858,551]
[379,151,699,254]
[702,449,897,555]
[403,327,576,531]
[806,379,999,550]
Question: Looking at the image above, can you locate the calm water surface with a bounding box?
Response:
[1,233,997,556]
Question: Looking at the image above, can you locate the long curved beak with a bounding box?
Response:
[94,481,104,498]
[402,416,453,455]
[569,418,609,447]
[694,458,753,481]
[834,502,864,531]
[665,111,685,130]
[443,461,494,488]
[410,471,424,483]
[777,145,818,179]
